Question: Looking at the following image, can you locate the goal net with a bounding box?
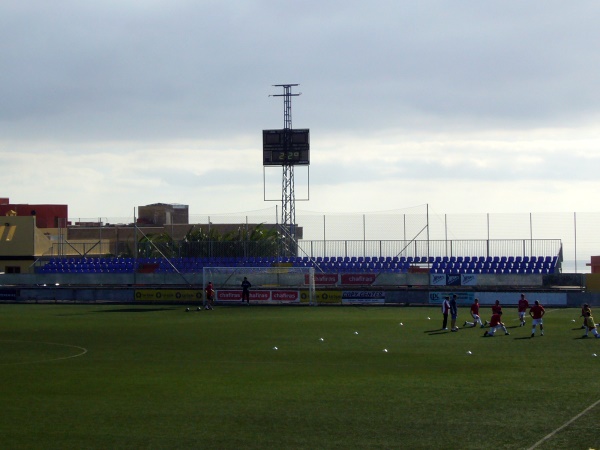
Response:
[202,266,316,305]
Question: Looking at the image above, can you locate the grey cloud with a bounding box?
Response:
[2,1,600,143]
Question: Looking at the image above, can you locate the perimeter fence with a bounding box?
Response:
[64,206,600,273]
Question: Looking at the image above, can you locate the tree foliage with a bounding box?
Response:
[137,224,283,258]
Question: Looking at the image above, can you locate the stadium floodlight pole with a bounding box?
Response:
[270,84,300,255]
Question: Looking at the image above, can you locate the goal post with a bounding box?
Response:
[202,266,316,305]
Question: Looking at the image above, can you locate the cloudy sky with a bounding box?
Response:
[1,1,600,220]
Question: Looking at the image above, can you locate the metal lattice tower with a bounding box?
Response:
[271,84,300,247]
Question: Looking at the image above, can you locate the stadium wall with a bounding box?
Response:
[0,271,570,287]
[1,272,598,306]
[0,285,600,308]
[3,286,600,307]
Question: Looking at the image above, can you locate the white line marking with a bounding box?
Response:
[526,398,600,450]
[0,340,88,365]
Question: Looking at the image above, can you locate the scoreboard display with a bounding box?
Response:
[263,129,310,166]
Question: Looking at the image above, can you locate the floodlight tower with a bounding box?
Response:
[263,84,310,255]
[273,84,299,239]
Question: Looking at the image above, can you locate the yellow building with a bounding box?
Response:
[0,216,53,274]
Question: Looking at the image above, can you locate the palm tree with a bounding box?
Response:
[138,232,177,258]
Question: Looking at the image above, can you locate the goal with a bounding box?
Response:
[202,266,316,305]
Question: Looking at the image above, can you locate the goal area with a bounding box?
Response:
[202,266,316,305]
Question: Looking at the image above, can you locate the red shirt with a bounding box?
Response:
[205,284,215,299]
[492,303,502,314]
[530,304,545,319]
[518,298,529,312]
[470,302,480,315]
[490,313,502,327]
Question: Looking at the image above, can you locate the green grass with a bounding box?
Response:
[0,304,598,449]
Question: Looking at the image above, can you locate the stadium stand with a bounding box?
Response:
[37,254,561,275]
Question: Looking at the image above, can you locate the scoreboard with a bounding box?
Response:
[263,129,310,166]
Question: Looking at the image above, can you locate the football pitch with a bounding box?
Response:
[0,304,598,449]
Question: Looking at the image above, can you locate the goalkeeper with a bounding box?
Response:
[582,305,600,338]
[241,277,251,304]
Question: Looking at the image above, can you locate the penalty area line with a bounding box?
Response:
[526,397,600,450]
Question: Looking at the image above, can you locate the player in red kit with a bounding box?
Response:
[204,281,215,310]
[483,311,509,336]
[464,298,484,328]
[484,300,502,327]
[518,293,529,327]
[492,300,502,314]
[529,300,545,337]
